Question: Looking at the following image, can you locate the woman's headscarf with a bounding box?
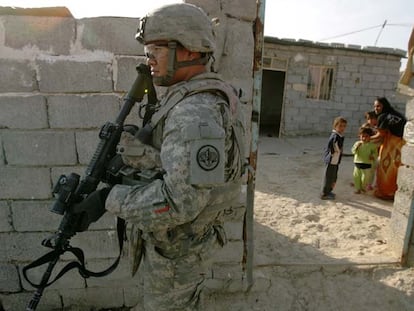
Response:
[376,97,406,137]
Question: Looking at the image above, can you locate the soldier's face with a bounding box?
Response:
[144,43,170,81]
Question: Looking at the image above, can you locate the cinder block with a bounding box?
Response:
[405,99,414,119]
[2,131,77,166]
[11,200,61,232]
[69,230,119,259]
[388,209,409,255]
[75,130,101,165]
[0,167,51,200]
[0,95,47,129]
[214,240,243,263]
[79,17,143,55]
[0,59,36,92]
[3,15,75,55]
[403,123,414,145]
[115,56,146,92]
[20,260,85,291]
[0,290,62,311]
[37,59,113,92]
[396,166,414,196]
[0,201,12,232]
[85,257,142,288]
[0,136,4,166]
[0,232,53,261]
[124,285,143,308]
[59,286,124,309]
[0,264,20,292]
[218,20,253,81]
[48,94,120,129]
[223,221,243,240]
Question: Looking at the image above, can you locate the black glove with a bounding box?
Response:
[71,188,110,232]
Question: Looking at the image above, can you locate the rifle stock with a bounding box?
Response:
[24,63,156,311]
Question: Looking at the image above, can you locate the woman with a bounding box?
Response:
[371,97,406,200]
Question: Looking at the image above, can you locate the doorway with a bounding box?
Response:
[260,69,285,137]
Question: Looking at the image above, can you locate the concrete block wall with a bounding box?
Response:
[389,85,414,264]
[264,40,407,137]
[0,0,256,309]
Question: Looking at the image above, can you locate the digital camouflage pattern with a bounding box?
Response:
[117,131,161,170]
[105,72,244,310]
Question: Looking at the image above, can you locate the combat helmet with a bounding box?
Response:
[136,3,216,53]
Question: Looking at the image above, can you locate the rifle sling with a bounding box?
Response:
[23,217,126,289]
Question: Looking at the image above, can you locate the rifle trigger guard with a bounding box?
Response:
[138,102,147,119]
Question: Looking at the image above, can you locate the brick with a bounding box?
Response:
[3,15,75,55]
[0,167,51,199]
[0,95,47,129]
[37,59,113,92]
[0,59,36,92]
[3,131,77,166]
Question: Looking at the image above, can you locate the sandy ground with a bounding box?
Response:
[38,136,414,311]
[208,136,414,311]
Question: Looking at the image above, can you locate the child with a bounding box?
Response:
[363,111,379,190]
[363,110,378,135]
[352,127,378,193]
[321,116,347,200]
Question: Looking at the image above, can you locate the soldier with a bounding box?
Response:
[71,3,245,310]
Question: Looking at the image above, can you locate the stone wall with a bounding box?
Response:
[0,1,256,309]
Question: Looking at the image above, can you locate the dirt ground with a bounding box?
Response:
[208,136,414,311]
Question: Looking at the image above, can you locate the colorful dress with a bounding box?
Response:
[374,129,405,200]
[374,112,406,200]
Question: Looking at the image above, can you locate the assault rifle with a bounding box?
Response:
[23,63,156,311]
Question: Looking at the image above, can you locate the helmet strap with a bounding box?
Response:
[153,41,177,85]
[153,41,211,85]
[175,54,210,68]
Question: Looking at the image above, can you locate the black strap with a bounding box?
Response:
[23,217,126,289]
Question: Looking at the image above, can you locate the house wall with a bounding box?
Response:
[263,40,406,137]
[0,1,256,309]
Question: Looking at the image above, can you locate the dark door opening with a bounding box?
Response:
[260,70,285,137]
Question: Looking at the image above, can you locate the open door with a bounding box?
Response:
[260,69,285,137]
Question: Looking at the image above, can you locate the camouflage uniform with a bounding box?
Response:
[105,3,244,310]
[106,72,244,310]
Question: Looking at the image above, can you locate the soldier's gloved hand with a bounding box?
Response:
[71,188,110,232]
